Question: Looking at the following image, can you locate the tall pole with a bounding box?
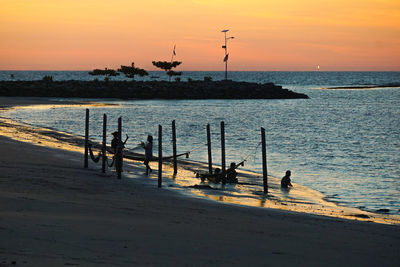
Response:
[220,121,226,173]
[261,127,268,194]
[172,120,177,175]
[102,114,107,173]
[207,124,213,174]
[118,117,122,140]
[158,124,163,188]
[224,32,228,80]
[84,109,89,168]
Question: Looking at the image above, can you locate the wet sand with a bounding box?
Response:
[0,97,399,266]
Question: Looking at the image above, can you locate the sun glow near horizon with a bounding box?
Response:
[1,0,399,71]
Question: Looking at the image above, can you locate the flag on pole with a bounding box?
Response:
[170,45,176,63]
[223,53,229,62]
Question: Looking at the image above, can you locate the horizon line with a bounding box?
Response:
[1,69,400,72]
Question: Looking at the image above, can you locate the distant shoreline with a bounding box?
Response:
[1,70,400,72]
[320,83,400,90]
[0,80,308,99]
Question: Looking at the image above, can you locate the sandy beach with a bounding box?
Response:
[0,97,399,266]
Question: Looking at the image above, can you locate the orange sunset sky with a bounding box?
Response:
[1,0,400,71]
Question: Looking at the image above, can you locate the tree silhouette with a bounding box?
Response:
[88,68,119,81]
[152,61,182,81]
[118,62,148,81]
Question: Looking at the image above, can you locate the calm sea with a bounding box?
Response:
[2,71,400,214]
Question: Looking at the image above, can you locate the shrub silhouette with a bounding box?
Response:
[152,61,182,81]
[89,68,119,81]
[118,62,148,81]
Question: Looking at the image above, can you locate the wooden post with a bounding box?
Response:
[84,109,89,168]
[102,114,107,173]
[261,127,268,194]
[220,121,226,173]
[158,124,163,188]
[117,117,122,179]
[207,124,213,174]
[172,120,177,175]
[118,117,122,140]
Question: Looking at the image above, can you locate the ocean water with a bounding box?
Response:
[2,71,400,215]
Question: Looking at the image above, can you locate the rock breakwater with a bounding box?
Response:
[0,80,308,99]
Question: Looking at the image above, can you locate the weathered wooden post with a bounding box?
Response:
[207,124,213,174]
[261,127,268,194]
[84,109,89,168]
[102,114,107,173]
[118,117,122,139]
[116,117,122,179]
[172,120,177,175]
[220,121,226,173]
[158,124,163,188]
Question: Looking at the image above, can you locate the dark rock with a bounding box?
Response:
[0,80,308,100]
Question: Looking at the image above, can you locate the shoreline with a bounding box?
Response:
[1,97,400,266]
[318,84,400,90]
[1,96,399,224]
[0,96,117,110]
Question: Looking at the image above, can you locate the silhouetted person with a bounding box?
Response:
[198,167,222,183]
[281,170,293,189]
[141,135,153,175]
[111,131,129,175]
[214,168,222,182]
[226,162,238,183]
[111,131,129,153]
[111,132,119,153]
[211,167,223,183]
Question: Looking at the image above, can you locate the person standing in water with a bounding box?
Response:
[141,135,153,175]
[281,170,293,189]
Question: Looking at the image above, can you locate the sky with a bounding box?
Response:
[1,0,400,71]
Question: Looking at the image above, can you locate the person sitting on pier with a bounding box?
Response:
[281,170,293,189]
[141,135,153,175]
[225,162,239,184]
